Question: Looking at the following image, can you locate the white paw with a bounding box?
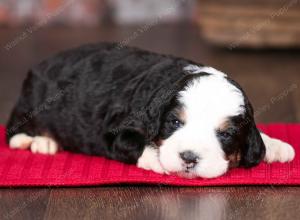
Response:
[9,133,33,149]
[263,136,295,163]
[31,136,58,155]
[137,146,167,174]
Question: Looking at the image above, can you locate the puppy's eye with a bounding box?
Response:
[171,119,183,128]
[218,131,232,139]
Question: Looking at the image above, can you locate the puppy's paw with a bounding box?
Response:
[9,133,33,149]
[31,136,58,155]
[262,134,295,163]
[137,146,167,174]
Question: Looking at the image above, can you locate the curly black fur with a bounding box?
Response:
[6,43,200,163]
[6,42,265,167]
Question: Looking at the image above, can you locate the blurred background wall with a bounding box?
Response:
[0,0,299,124]
[0,0,195,26]
[0,0,299,48]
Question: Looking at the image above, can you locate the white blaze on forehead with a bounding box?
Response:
[183,65,227,78]
[179,71,244,127]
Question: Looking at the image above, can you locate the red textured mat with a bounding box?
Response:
[0,124,299,187]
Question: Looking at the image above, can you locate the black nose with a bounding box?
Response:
[180,151,199,165]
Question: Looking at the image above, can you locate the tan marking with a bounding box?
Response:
[155,139,164,147]
[177,108,186,123]
[226,152,241,168]
[219,119,231,131]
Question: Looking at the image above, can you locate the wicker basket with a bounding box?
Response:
[196,0,300,48]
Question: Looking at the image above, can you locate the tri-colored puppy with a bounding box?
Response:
[7,43,295,178]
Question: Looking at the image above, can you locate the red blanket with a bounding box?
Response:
[0,124,299,187]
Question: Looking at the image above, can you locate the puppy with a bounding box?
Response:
[6,43,295,178]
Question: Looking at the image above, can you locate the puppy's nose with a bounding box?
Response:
[180,151,199,165]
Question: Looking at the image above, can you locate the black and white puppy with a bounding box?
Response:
[6,43,295,178]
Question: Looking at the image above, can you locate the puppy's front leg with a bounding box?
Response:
[137,144,167,174]
[261,133,295,163]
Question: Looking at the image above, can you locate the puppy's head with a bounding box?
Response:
[156,65,265,178]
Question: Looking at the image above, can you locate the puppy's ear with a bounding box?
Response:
[104,127,146,164]
[240,121,266,168]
